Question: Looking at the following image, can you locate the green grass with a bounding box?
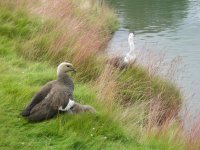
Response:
[0,6,135,150]
[0,2,186,150]
[0,35,136,149]
[0,36,139,150]
[117,66,181,116]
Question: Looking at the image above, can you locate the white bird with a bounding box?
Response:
[124,33,136,63]
[108,33,136,68]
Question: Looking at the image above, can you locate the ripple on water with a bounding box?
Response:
[106,0,200,124]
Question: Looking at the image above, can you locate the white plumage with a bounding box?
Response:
[124,33,136,63]
[108,33,136,68]
[59,99,75,111]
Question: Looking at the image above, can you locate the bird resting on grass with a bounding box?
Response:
[21,62,76,122]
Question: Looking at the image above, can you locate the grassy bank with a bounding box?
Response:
[0,0,188,149]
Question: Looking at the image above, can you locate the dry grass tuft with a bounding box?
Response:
[185,113,200,149]
[30,0,116,64]
[10,0,118,78]
[0,0,118,82]
[95,64,119,107]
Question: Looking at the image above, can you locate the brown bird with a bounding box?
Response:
[20,62,76,122]
[67,101,96,114]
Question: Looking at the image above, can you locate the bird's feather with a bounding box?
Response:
[20,81,55,117]
[28,84,70,122]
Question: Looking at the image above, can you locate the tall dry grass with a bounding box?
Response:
[22,0,117,64]
[95,63,179,120]
[94,48,200,149]
[182,108,200,150]
[93,48,185,146]
[0,0,118,81]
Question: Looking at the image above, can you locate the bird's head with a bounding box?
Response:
[128,33,134,41]
[57,62,76,76]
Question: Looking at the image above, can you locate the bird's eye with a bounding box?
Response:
[66,65,70,67]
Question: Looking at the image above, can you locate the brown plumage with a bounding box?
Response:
[20,62,76,122]
[107,33,136,69]
[67,102,96,114]
[107,56,128,69]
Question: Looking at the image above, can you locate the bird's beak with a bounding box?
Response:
[71,67,76,73]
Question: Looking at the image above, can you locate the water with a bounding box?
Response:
[106,0,200,115]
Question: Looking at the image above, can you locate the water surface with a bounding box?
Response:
[106,0,200,114]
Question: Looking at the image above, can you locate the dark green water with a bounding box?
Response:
[106,0,200,112]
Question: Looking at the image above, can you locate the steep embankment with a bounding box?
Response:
[0,0,185,149]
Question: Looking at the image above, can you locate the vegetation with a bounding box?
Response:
[0,0,193,149]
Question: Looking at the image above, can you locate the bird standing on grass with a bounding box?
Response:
[124,33,136,64]
[21,62,76,122]
[108,33,136,68]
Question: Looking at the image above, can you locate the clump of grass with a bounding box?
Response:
[0,0,119,82]
[94,63,186,149]
[95,63,181,125]
[184,113,200,150]
[13,0,118,81]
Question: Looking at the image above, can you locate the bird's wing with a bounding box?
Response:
[20,81,55,117]
[28,85,71,122]
[47,85,71,109]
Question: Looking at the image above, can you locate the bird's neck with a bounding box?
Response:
[128,40,135,55]
[58,72,71,84]
[57,72,74,93]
